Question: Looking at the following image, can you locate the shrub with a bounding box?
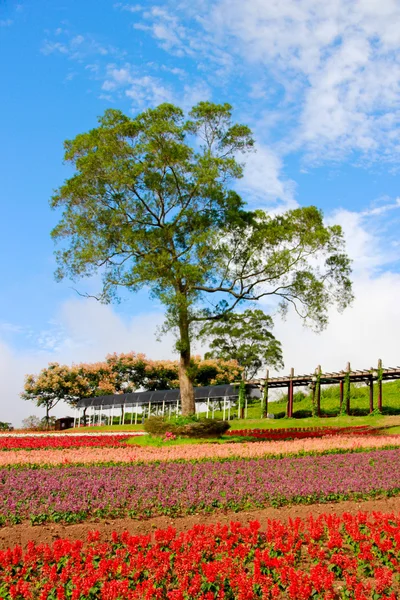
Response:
[144,417,230,438]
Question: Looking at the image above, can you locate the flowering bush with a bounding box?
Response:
[0,449,399,524]
[0,511,399,598]
[164,432,177,442]
[0,434,399,466]
[145,417,230,438]
[0,435,135,451]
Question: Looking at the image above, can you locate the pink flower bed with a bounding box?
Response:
[1,434,400,466]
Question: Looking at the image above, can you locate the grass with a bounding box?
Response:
[125,435,251,447]
[68,424,145,433]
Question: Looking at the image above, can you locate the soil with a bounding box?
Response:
[1,496,399,551]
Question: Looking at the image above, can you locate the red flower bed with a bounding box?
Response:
[0,511,399,598]
[228,425,376,441]
[0,435,135,451]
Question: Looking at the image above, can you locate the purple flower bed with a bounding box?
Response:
[1,449,399,524]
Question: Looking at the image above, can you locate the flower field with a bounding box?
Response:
[1,432,400,598]
[1,449,399,525]
[0,434,399,466]
[0,435,135,451]
[1,511,399,599]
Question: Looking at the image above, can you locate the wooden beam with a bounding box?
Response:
[317,365,321,417]
[262,368,269,418]
[369,374,374,414]
[346,362,351,415]
[289,368,294,417]
[378,358,383,412]
[339,379,344,411]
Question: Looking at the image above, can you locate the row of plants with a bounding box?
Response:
[1,435,400,467]
[0,435,136,451]
[227,426,378,441]
[1,511,399,599]
[0,449,399,525]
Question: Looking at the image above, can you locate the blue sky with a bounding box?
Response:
[2,0,400,424]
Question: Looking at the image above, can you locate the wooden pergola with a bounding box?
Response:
[249,359,398,417]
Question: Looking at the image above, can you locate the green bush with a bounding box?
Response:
[144,417,230,438]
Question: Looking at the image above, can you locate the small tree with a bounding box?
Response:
[201,308,283,379]
[21,363,77,427]
[51,102,353,415]
[22,415,43,430]
[0,421,12,431]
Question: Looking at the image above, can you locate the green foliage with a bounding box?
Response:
[201,308,283,378]
[0,422,12,431]
[50,101,353,414]
[293,391,307,403]
[144,417,230,438]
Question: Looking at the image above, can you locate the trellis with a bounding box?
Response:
[253,358,397,417]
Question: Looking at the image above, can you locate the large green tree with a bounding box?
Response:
[51,102,353,415]
[201,308,283,379]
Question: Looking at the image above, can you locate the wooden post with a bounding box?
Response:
[263,369,269,418]
[339,379,344,411]
[287,368,294,417]
[289,368,294,417]
[346,362,351,415]
[240,372,245,419]
[369,375,374,413]
[317,365,321,417]
[378,358,383,412]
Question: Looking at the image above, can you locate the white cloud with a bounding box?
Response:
[125,75,175,107]
[182,81,211,110]
[135,0,400,162]
[208,0,400,161]
[102,63,176,107]
[274,271,400,376]
[237,143,297,210]
[41,33,123,62]
[328,204,400,274]
[114,3,143,13]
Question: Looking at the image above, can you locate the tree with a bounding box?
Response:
[201,308,283,379]
[105,352,242,391]
[21,363,78,426]
[50,102,353,415]
[0,422,12,431]
[22,415,42,430]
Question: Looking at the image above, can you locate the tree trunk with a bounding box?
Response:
[178,308,195,416]
[46,405,50,430]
